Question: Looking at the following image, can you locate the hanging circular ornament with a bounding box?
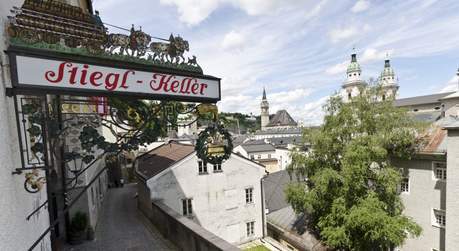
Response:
[195,123,233,165]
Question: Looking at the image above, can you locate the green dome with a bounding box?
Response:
[346,53,361,74]
[347,61,361,74]
[380,60,395,80]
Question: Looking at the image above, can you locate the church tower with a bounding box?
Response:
[378,58,399,100]
[342,53,367,102]
[260,88,270,131]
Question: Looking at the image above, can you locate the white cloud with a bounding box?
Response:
[360,48,392,63]
[440,76,459,92]
[298,96,329,126]
[159,0,300,26]
[328,27,358,43]
[325,61,348,75]
[328,24,371,43]
[351,0,370,13]
[221,31,246,51]
[159,0,220,26]
[269,89,313,103]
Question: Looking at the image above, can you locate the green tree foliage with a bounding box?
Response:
[286,87,423,250]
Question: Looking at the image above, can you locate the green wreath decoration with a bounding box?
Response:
[195,123,233,165]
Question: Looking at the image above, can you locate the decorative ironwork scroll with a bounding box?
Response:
[7,0,203,73]
[15,96,47,171]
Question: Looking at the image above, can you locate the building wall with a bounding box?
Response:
[394,157,446,251]
[446,129,459,251]
[252,133,301,140]
[147,154,265,245]
[275,148,290,171]
[0,1,52,250]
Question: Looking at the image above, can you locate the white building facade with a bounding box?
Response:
[136,142,266,245]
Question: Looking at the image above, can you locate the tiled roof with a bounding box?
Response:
[263,170,298,212]
[394,92,454,107]
[411,111,442,123]
[416,117,456,153]
[254,127,302,135]
[136,142,195,180]
[240,143,275,153]
[443,116,459,129]
[267,136,304,146]
[267,110,298,127]
[267,206,328,251]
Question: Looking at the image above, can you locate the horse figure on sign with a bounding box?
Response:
[106,25,151,57]
[149,34,189,63]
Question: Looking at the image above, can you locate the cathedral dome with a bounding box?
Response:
[346,53,361,74]
[379,59,396,85]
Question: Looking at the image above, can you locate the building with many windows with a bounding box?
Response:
[135,142,266,245]
[340,52,459,251]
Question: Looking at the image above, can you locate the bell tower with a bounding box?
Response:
[378,58,399,100]
[260,88,270,131]
[342,53,366,102]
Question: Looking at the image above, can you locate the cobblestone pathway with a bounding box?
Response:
[65,183,177,251]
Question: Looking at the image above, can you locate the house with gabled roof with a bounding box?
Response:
[135,141,266,245]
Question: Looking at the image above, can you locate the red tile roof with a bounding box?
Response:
[136,142,195,180]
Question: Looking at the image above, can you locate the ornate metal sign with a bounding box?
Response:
[195,123,233,164]
[7,0,204,74]
[9,54,220,102]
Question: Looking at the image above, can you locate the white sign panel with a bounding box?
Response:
[15,56,220,101]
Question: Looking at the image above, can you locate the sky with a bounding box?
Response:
[93,0,459,125]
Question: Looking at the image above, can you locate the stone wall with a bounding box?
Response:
[145,200,240,251]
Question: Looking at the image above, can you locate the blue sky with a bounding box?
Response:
[93,0,459,125]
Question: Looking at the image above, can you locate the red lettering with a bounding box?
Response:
[45,62,71,83]
[121,70,134,89]
[150,73,173,91]
[89,72,103,86]
[170,80,180,92]
[68,67,78,84]
[80,64,89,85]
[105,73,120,91]
[191,82,199,94]
[180,78,192,94]
[199,83,208,95]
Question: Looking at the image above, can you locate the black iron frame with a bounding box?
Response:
[5,45,220,251]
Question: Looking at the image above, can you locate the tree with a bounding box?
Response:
[286,86,423,250]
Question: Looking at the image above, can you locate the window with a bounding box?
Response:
[257,155,261,159]
[268,154,271,158]
[250,155,254,160]
[245,188,253,204]
[400,177,409,193]
[433,209,445,228]
[182,198,193,216]
[198,160,208,174]
[246,221,255,236]
[213,163,222,172]
[433,162,446,181]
